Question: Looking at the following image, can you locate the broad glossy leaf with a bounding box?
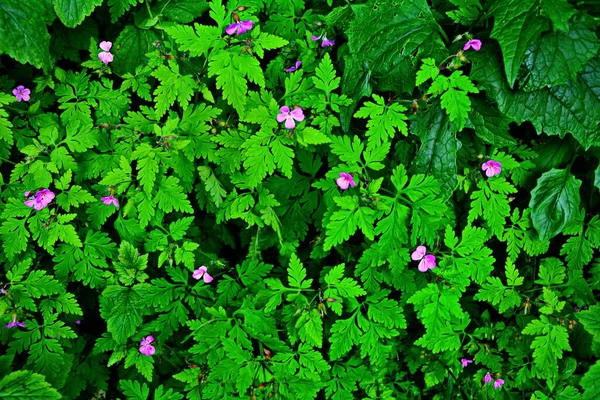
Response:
[529,168,581,241]
[53,0,103,28]
[154,0,209,23]
[410,102,461,196]
[540,0,576,32]
[0,0,53,70]
[522,18,599,91]
[472,45,600,149]
[0,370,61,399]
[340,0,446,130]
[112,25,158,76]
[489,0,549,88]
[466,97,516,147]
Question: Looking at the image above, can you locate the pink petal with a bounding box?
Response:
[99,41,112,52]
[417,259,429,272]
[310,35,321,41]
[411,246,427,261]
[21,92,30,101]
[336,177,350,190]
[240,20,253,32]
[276,113,287,122]
[192,269,204,280]
[284,116,296,129]
[484,373,492,383]
[226,24,238,35]
[494,379,504,389]
[24,199,35,208]
[140,344,156,356]
[203,273,213,283]
[422,254,437,270]
[290,107,304,122]
[279,106,290,114]
[98,52,113,64]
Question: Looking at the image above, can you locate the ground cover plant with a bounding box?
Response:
[0,0,600,398]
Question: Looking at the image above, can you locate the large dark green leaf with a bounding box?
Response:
[466,97,516,147]
[53,0,103,28]
[540,0,576,32]
[112,25,158,76]
[489,0,549,88]
[154,0,209,23]
[471,45,600,149]
[340,0,446,130]
[529,168,581,240]
[522,18,600,91]
[0,0,53,70]
[409,102,461,196]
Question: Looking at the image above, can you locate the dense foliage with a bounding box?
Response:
[1,0,600,398]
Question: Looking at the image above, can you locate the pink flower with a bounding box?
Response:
[411,246,437,272]
[226,20,253,35]
[277,106,304,129]
[494,379,504,389]
[285,61,302,72]
[460,358,473,367]
[463,39,482,51]
[336,173,356,190]
[98,41,114,64]
[75,320,81,325]
[24,189,55,211]
[139,335,156,356]
[101,195,119,207]
[484,373,492,383]
[5,314,25,329]
[481,160,502,177]
[13,85,31,102]
[310,33,335,47]
[192,266,213,283]
[321,37,335,47]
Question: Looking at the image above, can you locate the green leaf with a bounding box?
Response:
[522,315,571,378]
[0,0,52,71]
[416,58,439,86]
[153,63,197,118]
[53,0,103,28]
[489,0,549,87]
[288,254,312,289]
[353,94,408,146]
[154,0,209,23]
[119,379,150,400]
[466,97,516,147]
[296,127,330,146]
[0,370,61,399]
[253,28,288,59]
[165,23,222,57]
[540,0,576,32]
[581,361,600,399]
[529,168,582,241]
[156,176,193,213]
[101,285,145,344]
[410,102,460,196]
[536,258,566,286]
[522,19,600,91]
[112,25,158,76]
[108,0,142,22]
[578,304,600,338]
[340,0,446,129]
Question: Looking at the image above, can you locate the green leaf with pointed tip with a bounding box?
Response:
[489,0,549,88]
[581,361,600,399]
[53,0,103,28]
[540,0,576,32]
[466,97,516,147]
[0,0,52,71]
[529,169,581,241]
[154,0,209,23]
[522,19,600,91]
[410,102,460,196]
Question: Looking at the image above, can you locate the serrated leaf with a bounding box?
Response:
[489,0,549,87]
[53,0,103,28]
[0,370,61,399]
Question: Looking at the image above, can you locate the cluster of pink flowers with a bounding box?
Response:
[482,160,502,177]
[277,106,304,129]
[24,189,55,211]
[193,266,213,283]
[484,373,505,389]
[98,41,114,64]
[13,86,30,102]
[411,246,436,272]
[139,335,156,356]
